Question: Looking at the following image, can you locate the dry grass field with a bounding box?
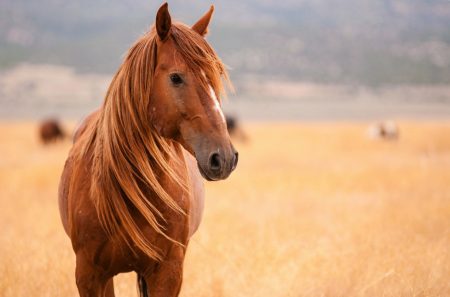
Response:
[1,121,450,296]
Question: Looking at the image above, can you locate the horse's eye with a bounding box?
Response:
[170,73,183,85]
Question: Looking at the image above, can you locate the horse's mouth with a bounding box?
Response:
[197,163,219,182]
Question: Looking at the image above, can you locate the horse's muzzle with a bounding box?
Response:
[198,147,238,181]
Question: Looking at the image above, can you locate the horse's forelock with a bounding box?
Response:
[169,23,232,101]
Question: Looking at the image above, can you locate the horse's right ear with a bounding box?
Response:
[155,2,172,41]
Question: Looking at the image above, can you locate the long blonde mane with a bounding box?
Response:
[77,23,230,260]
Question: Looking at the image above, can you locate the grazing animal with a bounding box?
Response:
[226,114,238,133]
[39,119,65,144]
[58,4,238,297]
[225,114,248,142]
[367,121,399,140]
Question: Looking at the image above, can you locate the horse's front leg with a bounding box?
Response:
[142,245,186,297]
[75,254,116,297]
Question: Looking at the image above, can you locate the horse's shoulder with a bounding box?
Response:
[59,111,99,236]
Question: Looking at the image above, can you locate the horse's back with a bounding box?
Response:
[58,155,71,235]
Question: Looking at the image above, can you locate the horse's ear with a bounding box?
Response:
[155,2,172,41]
[192,5,214,37]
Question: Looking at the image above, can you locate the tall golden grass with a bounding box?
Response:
[0,121,449,296]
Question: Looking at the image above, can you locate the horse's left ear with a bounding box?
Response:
[192,5,214,37]
[156,2,172,41]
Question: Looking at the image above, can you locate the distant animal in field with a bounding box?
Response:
[225,114,248,142]
[367,121,399,140]
[58,4,238,297]
[39,119,65,144]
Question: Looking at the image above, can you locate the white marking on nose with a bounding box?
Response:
[208,84,226,123]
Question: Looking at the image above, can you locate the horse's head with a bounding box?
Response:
[149,3,238,181]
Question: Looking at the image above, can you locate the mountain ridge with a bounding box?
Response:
[1,0,449,85]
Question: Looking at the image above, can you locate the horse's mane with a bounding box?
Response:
[77,23,230,260]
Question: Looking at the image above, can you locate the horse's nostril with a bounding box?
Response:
[232,152,239,170]
[209,153,221,171]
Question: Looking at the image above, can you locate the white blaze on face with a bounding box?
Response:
[208,84,226,123]
[201,70,226,124]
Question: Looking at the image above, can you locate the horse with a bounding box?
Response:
[226,114,238,133]
[39,118,65,144]
[367,121,399,141]
[225,114,248,142]
[58,3,238,296]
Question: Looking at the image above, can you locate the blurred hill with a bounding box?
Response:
[1,0,449,86]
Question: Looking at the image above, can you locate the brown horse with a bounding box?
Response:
[39,118,65,144]
[225,114,248,142]
[58,3,238,296]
